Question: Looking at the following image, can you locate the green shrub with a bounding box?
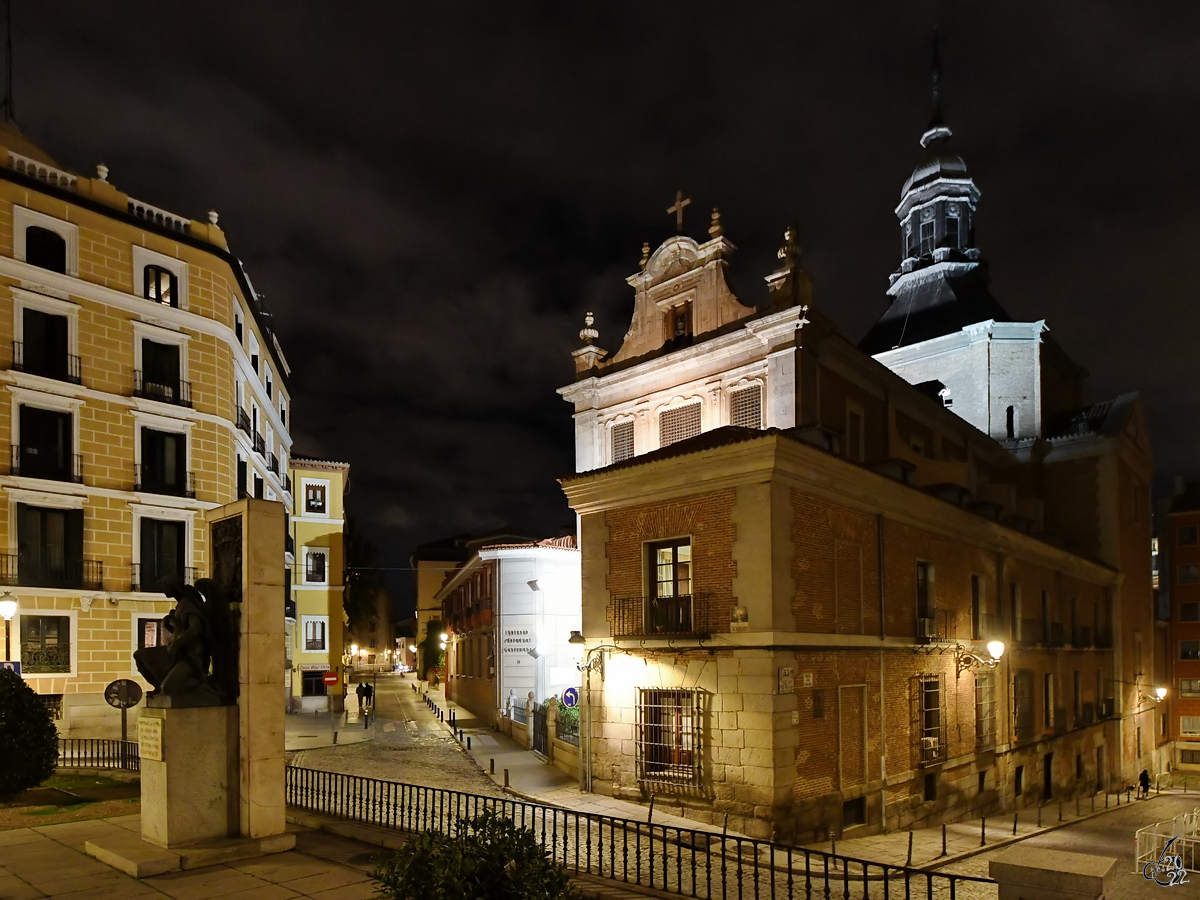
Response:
[0,668,58,797]
[374,808,579,900]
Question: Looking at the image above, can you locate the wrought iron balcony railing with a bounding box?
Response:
[253,432,265,455]
[22,641,70,674]
[134,464,196,498]
[134,371,193,407]
[130,563,196,593]
[236,407,252,436]
[11,446,82,483]
[610,593,714,638]
[0,554,103,590]
[285,598,297,620]
[12,341,81,384]
[283,472,292,494]
[268,452,279,474]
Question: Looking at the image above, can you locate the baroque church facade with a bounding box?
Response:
[559,91,1157,841]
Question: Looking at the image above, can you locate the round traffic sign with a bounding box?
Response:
[561,687,579,709]
[322,671,340,686]
[104,679,143,709]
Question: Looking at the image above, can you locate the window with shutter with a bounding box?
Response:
[729,385,762,429]
[611,420,634,463]
[659,403,701,448]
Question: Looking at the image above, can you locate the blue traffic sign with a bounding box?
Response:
[1,661,21,675]
[561,687,579,709]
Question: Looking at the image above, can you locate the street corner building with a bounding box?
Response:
[0,123,295,735]
[557,106,1157,842]
[286,455,348,711]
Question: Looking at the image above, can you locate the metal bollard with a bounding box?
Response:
[1037,805,1042,827]
[1117,791,1121,806]
[490,758,495,774]
[504,768,510,787]
[1012,813,1018,835]
[906,831,913,865]
[467,737,472,750]
[980,816,986,847]
[941,823,947,857]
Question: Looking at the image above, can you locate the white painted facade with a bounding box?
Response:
[872,319,1048,442]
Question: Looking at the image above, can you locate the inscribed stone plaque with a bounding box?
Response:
[138,716,163,761]
[778,666,795,694]
[211,515,243,606]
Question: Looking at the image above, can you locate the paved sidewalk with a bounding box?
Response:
[285,709,376,751]
[409,681,754,840]
[809,788,1195,870]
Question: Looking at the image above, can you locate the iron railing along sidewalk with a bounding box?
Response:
[57,738,140,771]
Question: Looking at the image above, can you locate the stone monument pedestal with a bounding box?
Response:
[139,705,238,848]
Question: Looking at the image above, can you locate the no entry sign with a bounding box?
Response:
[322,671,339,686]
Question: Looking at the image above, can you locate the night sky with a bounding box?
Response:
[17,3,1200,610]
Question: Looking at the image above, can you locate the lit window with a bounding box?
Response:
[1183,716,1200,737]
[975,671,996,751]
[144,265,178,307]
[659,402,701,448]
[136,616,167,651]
[1180,679,1200,698]
[919,675,944,764]
[19,614,71,673]
[305,550,327,584]
[306,483,327,515]
[304,617,327,651]
[611,420,634,463]
[729,385,762,429]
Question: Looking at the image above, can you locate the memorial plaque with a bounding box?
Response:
[138,716,163,761]
[211,515,244,606]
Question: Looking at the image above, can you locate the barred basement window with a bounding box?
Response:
[659,402,701,448]
[729,385,762,429]
[975,671,996,750]
[636,688,703,788]
[611,420,634,463]
[39,693,63,720]
[1182,749,1200,764]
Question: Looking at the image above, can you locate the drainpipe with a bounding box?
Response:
[878,514,887,829]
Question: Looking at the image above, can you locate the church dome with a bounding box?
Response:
[901,129,970,197]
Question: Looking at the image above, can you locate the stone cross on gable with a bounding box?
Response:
[667,190,691,232]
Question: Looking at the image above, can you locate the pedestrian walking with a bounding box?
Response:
[365,682,375,709]
[356,681,366,712]
[1139,768,1151,799]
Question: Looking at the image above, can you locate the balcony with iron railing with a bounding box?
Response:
[134,371,192,407]
[254,432,266,455]
[134,464,196,499]
[236,407,252,436]
[283,472,292,494]
[609,593,714,638]
[11,446,82,483]
[268,452,279,474]
[130,564,196,593]
[0,554,103,590]
[919,724,947,767]
[12,342,82,384]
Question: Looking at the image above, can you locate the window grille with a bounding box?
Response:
[636,688,703,788]
[20,615,71,674]
[1183,717,1200,737]
[729,385,762,429]
[1182,749,1200,765]
[611,420,634,463]
[659,403,701,448]
[39,693,64,720]
[975,671,996,750]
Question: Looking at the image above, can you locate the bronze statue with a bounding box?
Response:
[135,579,239,705]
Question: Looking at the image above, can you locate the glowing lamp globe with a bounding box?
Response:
[986,640,1006,662]
[0,593,16,621]
[350,644,358,656]
[1156,686,1168,701]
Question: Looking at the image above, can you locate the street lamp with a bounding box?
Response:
[0,592,16,661]
[955,639,1006,677]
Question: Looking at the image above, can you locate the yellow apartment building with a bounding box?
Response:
[0,123,294,736]
[286,456,347,710]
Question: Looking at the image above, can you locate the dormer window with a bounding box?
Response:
[944,207,961,250]
[26,227,66,274]
[919,215,935,256]
[144,265,178,307]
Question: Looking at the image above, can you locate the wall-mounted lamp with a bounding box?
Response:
[1141,686,1168,704]
[955,640,1006,678]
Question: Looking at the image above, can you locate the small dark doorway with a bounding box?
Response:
[1043,752,1054,800]
[842,796,866,828]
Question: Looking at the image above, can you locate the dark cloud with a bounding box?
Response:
[18,2,1200,606]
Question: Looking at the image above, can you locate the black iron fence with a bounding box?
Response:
[510,701,528,725]
[556,711,580,747]
[610,593,715,638]
[134,370,193,407]
[285,766,995,899]
[57,738,140,771]
[130,563,196,593]
[0,553,103,590]
[12,446,83,483]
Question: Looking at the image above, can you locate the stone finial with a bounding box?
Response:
[208,210,220,225]
[95,164,109,183]
[579,311,599,345]
[708,207,723,238]
[777,226,801,267]
[639,242,651,269]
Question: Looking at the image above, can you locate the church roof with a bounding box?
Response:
[1044,392,1140,441]
[858,264,1013,355]
[901,137,970,196]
